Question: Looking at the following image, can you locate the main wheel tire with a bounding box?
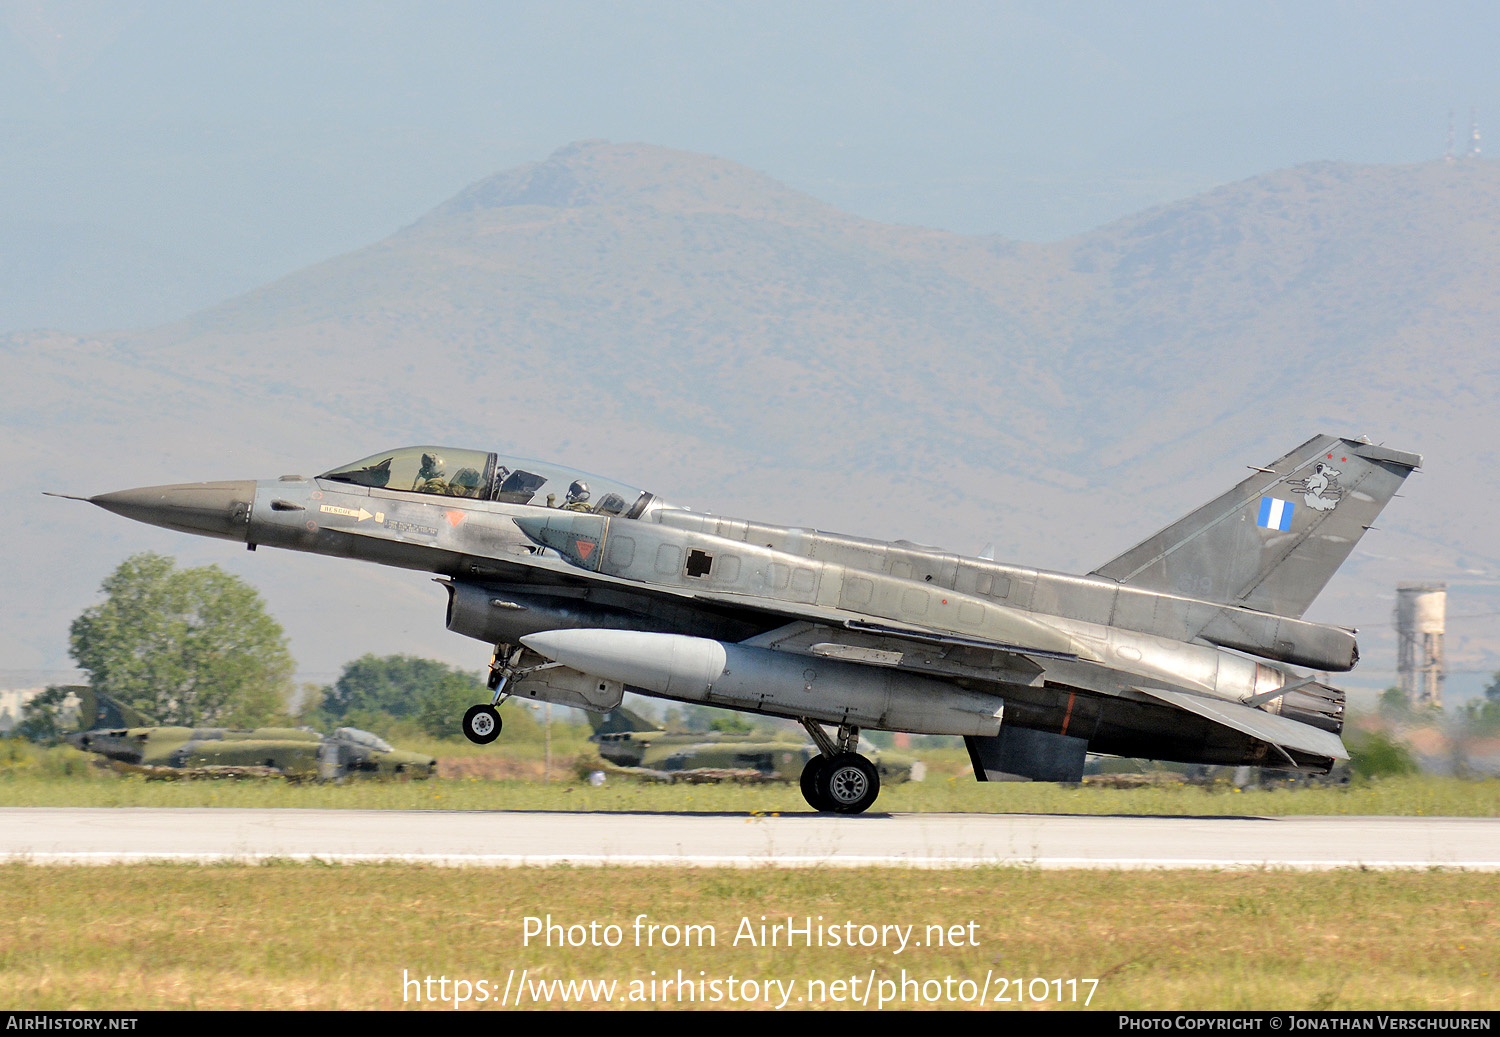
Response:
[799,755,832,812]
[462,704,502,744]
[819,753,880,814]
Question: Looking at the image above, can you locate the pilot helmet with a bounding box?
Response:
[419,453,445,479]
[566,480,590,504]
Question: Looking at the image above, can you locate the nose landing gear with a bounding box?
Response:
[460,644,523,745]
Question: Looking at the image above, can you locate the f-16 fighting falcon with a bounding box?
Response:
[61,435,1420,813]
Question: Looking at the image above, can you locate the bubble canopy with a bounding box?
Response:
[317,447,671,519]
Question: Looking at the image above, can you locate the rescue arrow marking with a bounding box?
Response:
[319,505,373,521]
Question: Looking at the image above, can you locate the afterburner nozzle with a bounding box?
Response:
[89,481,256,542]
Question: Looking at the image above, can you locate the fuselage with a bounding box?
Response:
[87,445,1352,770]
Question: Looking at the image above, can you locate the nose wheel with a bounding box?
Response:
[462,704,502,744]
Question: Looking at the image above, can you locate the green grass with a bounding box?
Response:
[2,864,1496,1010]
[2,765,1498,815]
[6,727,1499,815]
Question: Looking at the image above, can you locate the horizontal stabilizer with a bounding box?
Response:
[1138,687,1348,762]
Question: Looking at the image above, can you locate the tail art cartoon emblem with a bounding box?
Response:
[1286,462,1343,512]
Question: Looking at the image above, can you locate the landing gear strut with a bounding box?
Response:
[797,719,880,814]
[487,644,523,693]
[461,644,522,745]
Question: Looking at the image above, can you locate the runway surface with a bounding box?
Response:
[4,808,1499,868]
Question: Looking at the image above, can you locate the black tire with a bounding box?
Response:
[462,704,502,745]
[799,755,832,812]
[819,753,880,814]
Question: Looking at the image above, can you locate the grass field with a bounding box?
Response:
[6,744,1498,1012]
[7,720,1496,1013]
[3,766,1499,816]
[2,864,1495,1011]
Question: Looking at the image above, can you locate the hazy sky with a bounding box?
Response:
[3,1,1497,331]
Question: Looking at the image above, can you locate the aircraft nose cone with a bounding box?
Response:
[90,481,256,541]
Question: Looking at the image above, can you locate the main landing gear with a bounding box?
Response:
[797,719,880,815]
[460,643,524,745]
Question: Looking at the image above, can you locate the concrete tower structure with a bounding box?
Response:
[1395,582,1446,708]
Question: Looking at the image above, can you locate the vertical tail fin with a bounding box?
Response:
[1091,435,1421,618]
[587,703,663,736]
[74,687,154,730]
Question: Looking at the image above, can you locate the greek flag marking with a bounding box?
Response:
[1257,496,1294,531]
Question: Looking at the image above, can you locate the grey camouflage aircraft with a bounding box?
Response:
[64,434,1419,813]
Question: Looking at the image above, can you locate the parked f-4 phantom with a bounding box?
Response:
[61,689,436,780]
[66,434,1419,813]
[587,703,923,785]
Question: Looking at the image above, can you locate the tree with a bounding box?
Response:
[708,715,752,734]
[1484,672,1500,703]
[13,685,74,743]
[1347,729,1419,780]
[1466,671,1500,733]
[322,654,484,737]
[69,553,294,727]
[1377,685,1411,720]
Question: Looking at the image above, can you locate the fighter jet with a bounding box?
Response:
[62,689,436,779]
[66,435,1419,813]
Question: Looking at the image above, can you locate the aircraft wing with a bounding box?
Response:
[438,525,1088,664]
[339,493,1348,769]
[743,620,1344,765]
[507,510,1082,656]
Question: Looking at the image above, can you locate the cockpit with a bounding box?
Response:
[318,447,674,519]
[332,727,395,753]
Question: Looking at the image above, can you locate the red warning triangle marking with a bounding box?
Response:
[576,540,595,560]
[445,510,465,526]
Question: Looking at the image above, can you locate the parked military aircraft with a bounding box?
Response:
[64,434,1419,812]
[588,702,923,784]
[63,689,436,779]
